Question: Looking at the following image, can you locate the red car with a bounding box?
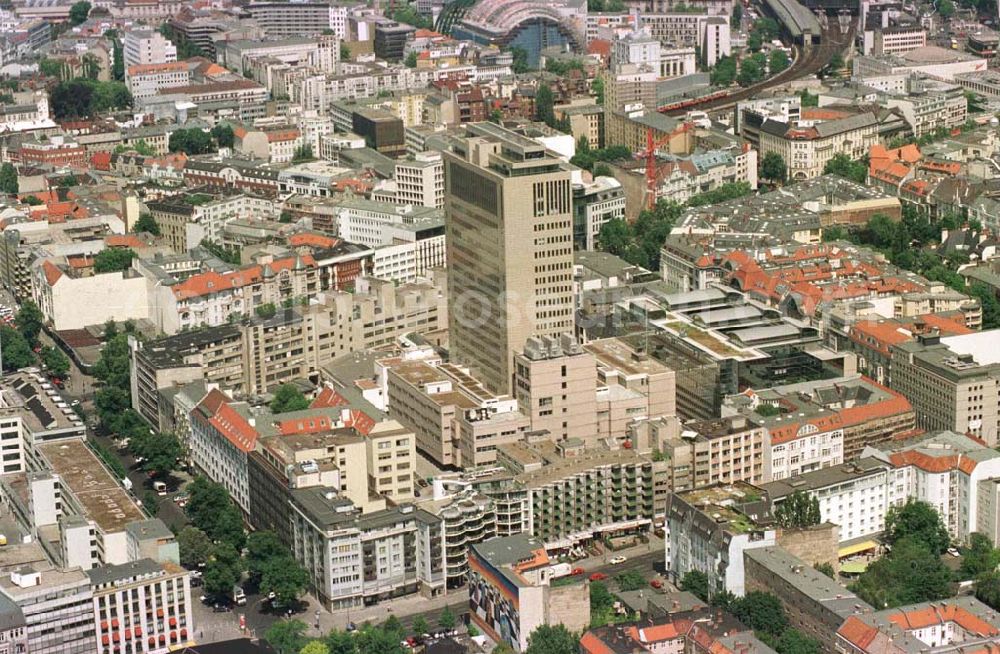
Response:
[589,572,608,582]
[570,567,585,576]
[650,579,663,589]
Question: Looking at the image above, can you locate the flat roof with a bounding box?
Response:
[584,337,671,377]
[940,330,1000,365]
[760,457,888,499]
[36,439,145,533]
[0,371,85,434]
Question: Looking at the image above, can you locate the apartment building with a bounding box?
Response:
[386,360,526,469]
[131,278,447,421]
[371,151,445,208]
[290,489,443,610]
[745,547,869,652]
[123,29,177,68]
[730,375,915,479]
[571,176,626,251]
[759,112,880,181]
[88,559,193,654]
[765,431,1000,547]
[837,597,1000,654]
[883,77,967,137]
[189,390,258,518]
[513,334,598,445]
[661,415,768,490]
[28,438,148,568]
[890,331,1000,446]
[248,1,348,38]
[664,482,776,596]
[497,438,667,544]
[581,608,773,654]
[146,192,278,254]
[763,458,894,547]
[0,595,26,654]
[30,257,152,332]
[0,371,86,474]
[444,123,575,395]
[468,535,589,653]
[126,62,190,101]
[866,430,1000,543]
[417,491,497,589]
[140,252,318,334]
[0,565,94,654]
[873,26,927,55]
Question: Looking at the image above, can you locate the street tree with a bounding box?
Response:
[0,327,33,371]
[15,300,43,347]
[525,624,577,654]
[202,543,243,600]
[136,432,183,477]
[355,624,406,654]
[40,345,70,378]
[324,630,357,654]
[210,124,234,148]
[438,606,456,630]
[300,642,329,654]
[246,531,286,584]
[177,526,213,569]
[259,556,309,608]
[266,620,309,654]
[411,616,430,637]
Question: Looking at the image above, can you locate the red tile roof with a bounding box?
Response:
[171,255,315,300]
[127,61,188,76]
[41,260,63,286]
[288,233,339,249]
[197,389,258,453]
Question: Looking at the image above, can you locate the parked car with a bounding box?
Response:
[589,572,608,582]
[609,556,628,565]
[570,567,585,576]
[948,547,961,557]
[650,579,663,589]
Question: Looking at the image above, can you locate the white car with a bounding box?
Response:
[947,547,961,557]
[609,556,627,565]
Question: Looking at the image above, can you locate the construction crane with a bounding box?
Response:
[641,122,695,210]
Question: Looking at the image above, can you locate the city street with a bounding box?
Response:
[192,542,666,645]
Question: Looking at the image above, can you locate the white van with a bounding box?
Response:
[153,481,167,496]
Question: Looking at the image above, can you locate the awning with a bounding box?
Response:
[838,540,878,558]
[840,560,870,575]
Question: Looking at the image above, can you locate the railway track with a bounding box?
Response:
[662,17,854,116]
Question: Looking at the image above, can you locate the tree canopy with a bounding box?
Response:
[69,0,91,25]
[49,79,131,119]
[178,526,213,569]
[525,624,578,654]
[270,384,310,414]
[168,128,215,155]
[850,536,952,608]
[266,620,309,654]
[133,213,160,236]
[823,153,868,184]
[761,152,787,184]
[0,163,17,195]
[597,199,681,271]
[884,499,951,555]
[93,247,136,274]
[774,491,821,529]
[680,570,709,601]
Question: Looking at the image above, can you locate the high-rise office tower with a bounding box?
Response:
[444,123,575,394]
